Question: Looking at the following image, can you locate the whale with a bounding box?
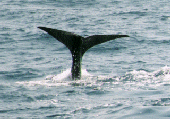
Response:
[38,27,129,80]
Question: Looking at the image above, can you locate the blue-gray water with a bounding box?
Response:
[1,0,170,118]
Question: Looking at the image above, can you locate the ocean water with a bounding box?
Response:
[0,0,170,118]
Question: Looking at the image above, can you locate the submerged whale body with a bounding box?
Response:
[38,27,129,80]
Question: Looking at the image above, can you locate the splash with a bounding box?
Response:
[119,66,170,90]
[47,68,93,81]
[16,68,95,87]
[16,66,170,88]
[46,68,72,81]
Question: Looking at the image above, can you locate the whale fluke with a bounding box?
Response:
[82,34,129,55]
[38,27,129,80]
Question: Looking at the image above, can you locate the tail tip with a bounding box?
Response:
[38,26,44,29]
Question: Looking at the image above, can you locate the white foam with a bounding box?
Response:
[16,66,170,88]
[16,68,94,87]
[48,68,93,81]
[119,66,170,88]
[48,68,72,81]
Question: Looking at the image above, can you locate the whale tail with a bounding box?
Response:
[38,27,129,79]
[38,27,129,55]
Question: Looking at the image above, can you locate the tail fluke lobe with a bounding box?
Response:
[38,27,83,52]
[82,35,129,55]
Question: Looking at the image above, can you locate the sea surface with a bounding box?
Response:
[0,0,170,118]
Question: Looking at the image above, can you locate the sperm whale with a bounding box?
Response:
[38,27,129,80]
